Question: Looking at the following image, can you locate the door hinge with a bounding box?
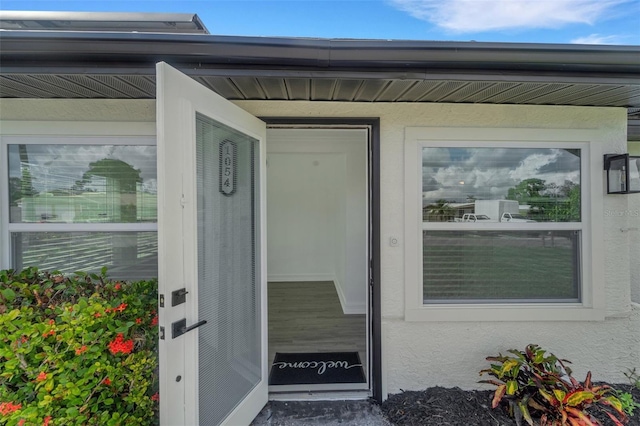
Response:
[159,294,165,308]
[159,326,165,340]
[180,195,187,207]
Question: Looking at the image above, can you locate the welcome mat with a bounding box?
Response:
[269,352,366,385]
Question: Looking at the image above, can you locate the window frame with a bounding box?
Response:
[1,134,157,272]
[404,127,604,322]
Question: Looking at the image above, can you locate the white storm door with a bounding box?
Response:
[156,62,267,426]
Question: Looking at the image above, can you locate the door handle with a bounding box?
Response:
[171,318,207,339]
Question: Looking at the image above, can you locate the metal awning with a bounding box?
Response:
[1,14,639,114]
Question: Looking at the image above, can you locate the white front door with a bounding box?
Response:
[156,62,268,425]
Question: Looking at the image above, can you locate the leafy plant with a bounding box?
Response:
[614,391,639,417]
[0,267,158,425]
[479,344,628,426]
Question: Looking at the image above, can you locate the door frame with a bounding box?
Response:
[262,117,382,403]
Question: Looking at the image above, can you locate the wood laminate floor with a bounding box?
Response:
[268,281,367,381]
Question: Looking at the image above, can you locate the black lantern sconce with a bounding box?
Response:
[604,154,640,194]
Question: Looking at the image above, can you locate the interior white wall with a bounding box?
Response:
[266,129,367,314]
[266,152,344,281]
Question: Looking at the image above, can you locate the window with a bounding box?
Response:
[2,137,157,281]
[422,147,581,303]
[404,128,602,322]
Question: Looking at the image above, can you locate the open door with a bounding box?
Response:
[156,62,267,425]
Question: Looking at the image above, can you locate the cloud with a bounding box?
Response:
[388,0,627,33]
[571,33,625,44]
[421,147,580,203]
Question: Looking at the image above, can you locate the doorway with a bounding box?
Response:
[265,127,370,392]
[157,62,382,425]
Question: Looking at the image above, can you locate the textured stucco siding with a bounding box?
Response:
[384,305,640,391]
[631,200,640,304]
[629,142,640,304]
[237,101,638,393]
[0,99,155,122]
[1,98,637,393]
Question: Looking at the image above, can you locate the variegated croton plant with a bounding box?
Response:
[480,344,629,426]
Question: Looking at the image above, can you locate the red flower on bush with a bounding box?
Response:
[2,269,159,424]
[151,392,159,402]
[108,333,134,355]
[0,402,22,415]
[106,303,127,314]
[151,315,158,326]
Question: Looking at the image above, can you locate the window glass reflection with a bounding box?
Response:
[11,231,157,281]
[629,157,640,192]
[422,148,581,223]
[8,145,157,223]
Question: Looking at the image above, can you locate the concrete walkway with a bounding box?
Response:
[251,400,391,426]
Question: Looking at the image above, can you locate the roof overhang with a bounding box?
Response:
[1,29,639,115]
[0,11,209,34]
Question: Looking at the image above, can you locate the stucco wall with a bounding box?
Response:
[0,99,155,122]
[235,101,639,392]
[629,142,640,304]
[1,99,637,394]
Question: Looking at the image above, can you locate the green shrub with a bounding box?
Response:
[479,344,628,426]
[615,390,639,417]
[0,267,158,426]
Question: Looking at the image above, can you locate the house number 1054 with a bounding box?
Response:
[219,140,237,196]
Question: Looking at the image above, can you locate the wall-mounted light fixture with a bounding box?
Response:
[604,154,640,194]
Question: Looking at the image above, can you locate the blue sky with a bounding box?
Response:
[1,0,639,45]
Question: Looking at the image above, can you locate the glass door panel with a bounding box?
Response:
[196,114,261,424]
